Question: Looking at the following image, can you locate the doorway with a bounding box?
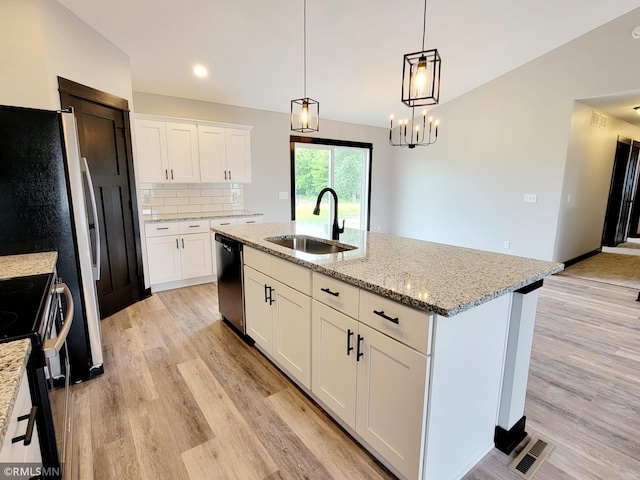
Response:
[59,77,146,318]
[602,137,640,246]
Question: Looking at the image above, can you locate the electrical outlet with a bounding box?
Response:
[377,225,381,232]
[523,193,537,203]
[503,241,510,249]
[567,194,571,203]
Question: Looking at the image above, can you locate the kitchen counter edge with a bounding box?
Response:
[143,211,263,224]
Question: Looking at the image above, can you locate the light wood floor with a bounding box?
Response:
[59,274,640,480]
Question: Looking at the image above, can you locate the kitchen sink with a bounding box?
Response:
[265,235,356,254]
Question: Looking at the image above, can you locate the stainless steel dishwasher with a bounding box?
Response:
[214,233,246,335]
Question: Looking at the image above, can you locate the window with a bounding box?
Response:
[290,136,372,231]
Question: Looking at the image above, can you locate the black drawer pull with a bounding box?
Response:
[13,406,37,446]
[264,284,269,303]
[220,222,231,225]
[321,287,339,297]
[347,329,354,355]
[356,334,364,361]
[188,225,200,228]
[373,310,399,324]
[157,227,169,230]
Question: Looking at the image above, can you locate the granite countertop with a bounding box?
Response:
[144,210,263,223]
[0,339,32,445]
[0,252,57,280]
[211,221,564,317]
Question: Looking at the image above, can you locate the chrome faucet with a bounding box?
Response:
[313,187,344,240]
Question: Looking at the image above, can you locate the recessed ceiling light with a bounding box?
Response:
[193,65,208,77]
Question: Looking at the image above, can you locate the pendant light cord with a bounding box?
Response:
[421,0,427,51]
[303,0,307,98]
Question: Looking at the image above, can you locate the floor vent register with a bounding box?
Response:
[507,436,555,479]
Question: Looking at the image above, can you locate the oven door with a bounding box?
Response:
[44,283,74,480]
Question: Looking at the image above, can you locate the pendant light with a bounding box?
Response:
[291,0,319,132]
[389,0,441,148]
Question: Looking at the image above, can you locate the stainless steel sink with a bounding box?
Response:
[265,235,356,254]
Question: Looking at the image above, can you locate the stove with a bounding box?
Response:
[0,273,53,343]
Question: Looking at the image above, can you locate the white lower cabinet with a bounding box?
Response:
[0,370,42,464]
[145,221,212,286]
[311,300,427,480]
[243,248,312,389]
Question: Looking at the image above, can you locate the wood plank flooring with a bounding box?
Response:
[58,275,640,480]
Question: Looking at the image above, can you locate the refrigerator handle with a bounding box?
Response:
[81,157,101,281]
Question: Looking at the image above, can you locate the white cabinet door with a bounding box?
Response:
[166,122,200,182]
[198,125,227,183]
[136,119,169,183]
[180,232,212,279]
[272,280,312,389]
[244,266,274,352]
[225,128,251,183]
[311,300,358,429]
[356,323,427,480]
[146,235,182,284]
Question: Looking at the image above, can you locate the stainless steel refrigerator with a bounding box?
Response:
[0,105,104,382]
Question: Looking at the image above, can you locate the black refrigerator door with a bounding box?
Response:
[0,105,93,382]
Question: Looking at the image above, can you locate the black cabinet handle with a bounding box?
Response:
[264,285,275,305]
[347,329,354,356]
[321,287,339,297]
[181,238,185,249]
[188,225,200,228]
[171,169,174,180]
[165,169,168,180]
[176,239,179,249]
[157,227,169,230]
[356,334,364,361]
[264,284,269,303]
[13,406,37,446]
[373,310,399,324]
[224,170,227,180]
[229,170,232,181]
[269,287,275,305]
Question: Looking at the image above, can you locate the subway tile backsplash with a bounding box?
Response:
[139,183,244,215]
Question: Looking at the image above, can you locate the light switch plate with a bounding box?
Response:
[523,193,537,203]
[278,191,289,200]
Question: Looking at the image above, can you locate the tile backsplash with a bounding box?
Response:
[139,183,244,215]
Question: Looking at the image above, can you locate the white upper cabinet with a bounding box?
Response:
[225,128,251,183]
[165,122,200,183]
[199,126,252,183]
[136,119,169,183]
[135,115,252,184]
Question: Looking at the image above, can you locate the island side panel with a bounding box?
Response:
[423,294,512,480]
[495,286,540,453]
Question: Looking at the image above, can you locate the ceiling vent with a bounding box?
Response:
[591,111,608,129]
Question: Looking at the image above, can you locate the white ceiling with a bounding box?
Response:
[58,0,640,128]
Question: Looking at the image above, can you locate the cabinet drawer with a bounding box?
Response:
[238,216,262,224]
[244,246,272,275]
[210,218,238,227]
[0,370,40,463]
[179,221,209,234]
[271,256,311,295]
[359,290,431,353]
[312,272,359,318]
[145,222,179,238]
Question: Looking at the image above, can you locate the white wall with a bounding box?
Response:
[0,0,132,110]
[389,8,640,261]
[132,92,393,232]
[554,102,640,262]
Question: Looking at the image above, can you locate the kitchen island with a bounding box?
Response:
[211,222,563,480]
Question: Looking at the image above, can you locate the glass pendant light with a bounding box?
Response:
[291,0,319,132]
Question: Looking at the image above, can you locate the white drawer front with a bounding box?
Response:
[312,272,359,318]
[145,222,179,238]
[243,246,272,276]
[359,290,431,353]
[271,256,311,295]
[179,221,209,234]
[238,216,262,224]
[210,218,238,227]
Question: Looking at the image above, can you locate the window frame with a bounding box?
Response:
[289,135,373,231]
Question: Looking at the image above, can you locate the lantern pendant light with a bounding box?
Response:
[390,0,441,148]
[291,0,319,132]
[401,0,441,107]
